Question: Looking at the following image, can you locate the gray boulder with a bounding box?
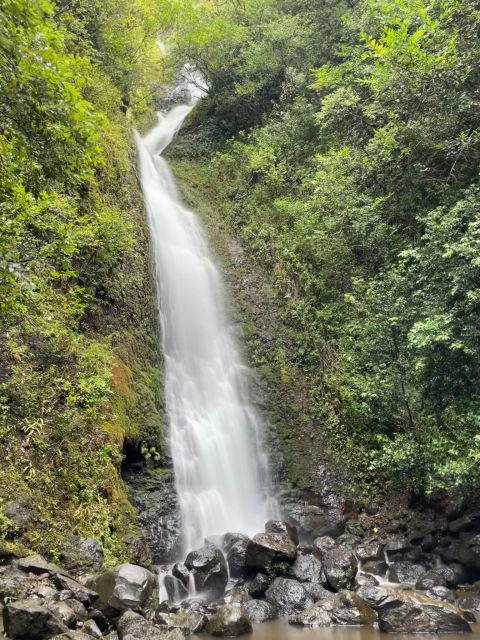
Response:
[376,589,471,634]
[3,598,68,639]
[17,555,69,578]
[82,620,103,639]
[290,591,376,627]
[156,610,207,633]
[117,610,184,640]
[205,605,252,637]
[355,543,384,562]
[312,536,357,591]
[265,521,299,545]
[245,533,297,570]
[53,575,99,606]
[292,554,327,585]
[93,564,156,615]
[388,562,426,585]
[426,586,456,603]
[304,583,332,601]
[47,602,76,628]
[172,564,190,588]
[247,573,270,598]
[243,599,277,623]
[265,578,312,616]
[185,545,228,601]
[226,539,250,578]
[415,571,447,591]
[457,593,480,613]
[162,575,188,603]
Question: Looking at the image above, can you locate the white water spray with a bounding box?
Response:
[135,75,278,553]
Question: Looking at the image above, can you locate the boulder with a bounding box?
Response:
[457,593,480,613]
[223,534,250,553]
[312,536,357,591]
[47,602,76,628]
[362,561,388,576]
[64,600,89,622]
[245,533,297,571]
[456,534,480,570]
[78,539,104,571]
[117,610,184,640]
[355,543,384,562]
[415,571,447,591]
[156,610,206,633]
[162,575,188,603]
[376,589,472,634]
[284,503,346,540]
[93,564,156,615]
[185,545,228,601]
[226,539,249,578]
[172,564,190,588]
[224,584,251,605]
[53,575,99,607]
[388,562,426,585]
[290,591,376,627]
[242,600,277,624]
[205,605,252,637]
[304,583,332,602]
[265,521,299,545]
[3,598,69,639]
[265,578,312,616]
[0,567,29,603]
[17,555,68,578]
[82,620,103,639]
[87,608,109,632]
[292,554,327,585]
[426,586,456,603]
[247,573,270,598]
[52,634,92,640]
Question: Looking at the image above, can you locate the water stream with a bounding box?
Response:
[135,77,278,553]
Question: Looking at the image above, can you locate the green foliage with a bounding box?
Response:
[0,0,168,563]
[171,0,480,497]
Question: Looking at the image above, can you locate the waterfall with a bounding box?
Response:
[135,75,278,553]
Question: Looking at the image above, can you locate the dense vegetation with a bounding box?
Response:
[166,0,480,499]
[0,0,171,563]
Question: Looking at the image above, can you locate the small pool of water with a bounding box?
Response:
[202,621,480,640]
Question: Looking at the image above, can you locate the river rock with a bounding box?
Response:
[245,533,297,570]
[117,610,184,640]
[172,564,190,587]
[185,544,228,601]
[376,589,472,633]
[162,575,188,603]
[242,599,277,623]
[223,533,250,552]
[93,564,156,615]
[415,571,447,591]
[265,521,299,545]
[47,602,77,628]
[224,584,251,605]
[292,553,327,585]
[17,555,68,578]
[304,583,333,601]
[53,575,99,606]
[205,605,252,637]
[285,504,346,540]
[388,562,426,584]
[312,536,357,591]
[226,539,250,578]
[457,593,480,613]
[82,619,103,639]
[362,560,388,576]
[156,610,207,633]
[265,578,312,616]
[427,586,456,603]
[247,573,270,598]
[355,543,384,562]
[64,600,89,622]
[0,566,29,603]
[290,591,376,627]
[3,598,69,639]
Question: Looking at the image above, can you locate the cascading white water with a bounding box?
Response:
[135,76,278,553]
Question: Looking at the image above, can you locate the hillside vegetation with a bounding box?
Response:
[165,0,480,500]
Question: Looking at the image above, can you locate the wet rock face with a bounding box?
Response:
[290,591,376,627]
[415,571,447,591]
[205,604,252,637]
[3,598,69,639]
[185,544,228,601]
[312,536,357,591]
[122,466,181,564]
[248,573,270,598]
[93,564,156,615]
[156,609,207,633]
[162,575,188,603]
[225,537,250,578]
[265,578,313,616]
[245,533,297,570]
